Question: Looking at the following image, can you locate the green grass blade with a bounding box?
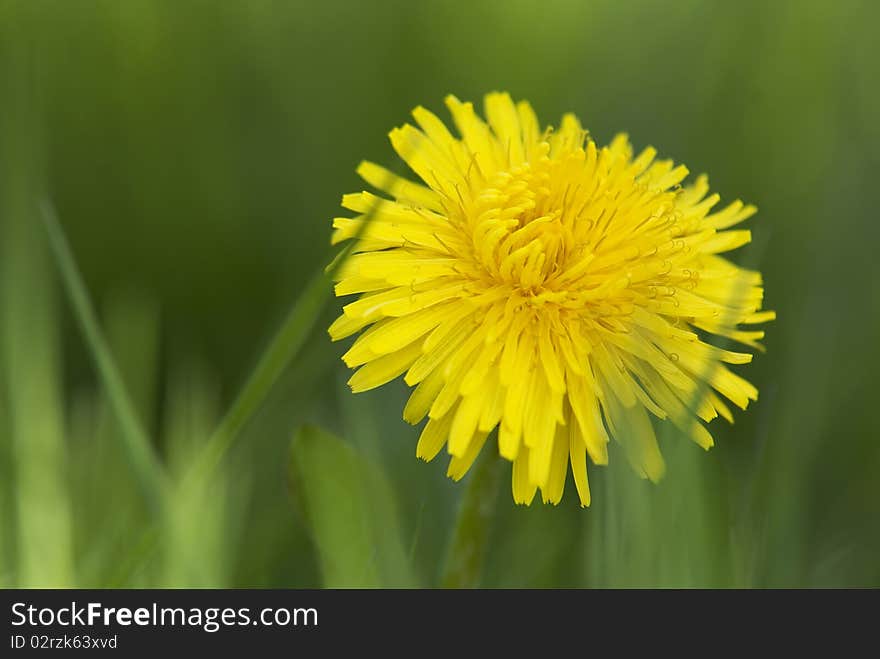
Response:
[288,424,417,587]
[1,33,75,586]
[98,227,364,582]
[188,199,375,486]
[161,360,233,587]
[191,263,333,486]
[40,201,169,515]
[1,204,75,588]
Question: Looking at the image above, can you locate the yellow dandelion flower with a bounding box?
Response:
[328,92,773,507]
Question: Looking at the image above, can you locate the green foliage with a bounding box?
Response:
[0,0,878,588]
[289,425,416,588]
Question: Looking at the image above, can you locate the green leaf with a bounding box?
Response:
[40,201,169,516]
[288,425,417,588]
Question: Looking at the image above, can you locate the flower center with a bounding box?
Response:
[470,151,578,295]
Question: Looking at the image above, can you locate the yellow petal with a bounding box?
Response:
[357,160,444,211]
[566,366,609,465]
[568,419,591,507]
[448,392,484,457]
[541,423,569,504]
[347,340,424,393]
[484,91,525,167]
[511,447,537,505]
[403,366,445,425]
[445,94,501,179]
[603,392,665,482]
[447,431,489,481]
[417,411,454,461]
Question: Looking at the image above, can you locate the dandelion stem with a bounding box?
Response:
[40,201,169,515]
[441,449,504,588]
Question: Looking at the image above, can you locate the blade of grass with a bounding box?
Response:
[186,189,381,487]
[40,200,169,515]
[187,260,336,487]
[108,247,350,584]
[1,32,74,586]
[2,201,75,588]
[108,232,365,584]
[162,360,231,587]
[288,424,417,587]
[108,164,386,583]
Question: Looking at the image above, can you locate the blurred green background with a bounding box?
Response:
[1,0,878,588]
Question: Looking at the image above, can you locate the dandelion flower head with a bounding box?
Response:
[329,92,773,506]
